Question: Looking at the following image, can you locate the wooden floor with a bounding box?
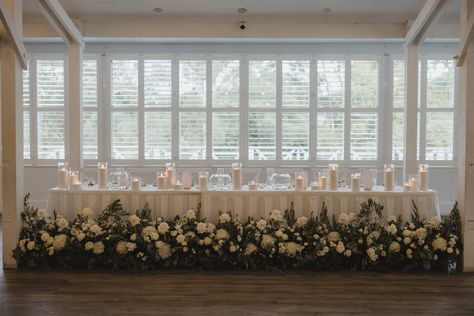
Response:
[2,220,474,315]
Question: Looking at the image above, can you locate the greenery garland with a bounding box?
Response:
[14,194,462,272]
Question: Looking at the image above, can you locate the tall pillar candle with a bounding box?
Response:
[232,163,242,190]
[418,164,429,191]
[199,173,208,191]
[157,173,166,190]
[295,176,304,191]
[165,167,175,189]
[319,175,328,191]
[328,164,338,191]
[58,162,69,190]
[384,164,394,192]
[351,174,360,192]
[98,162,108,190]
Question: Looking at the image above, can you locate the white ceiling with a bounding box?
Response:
[23,0,460,24]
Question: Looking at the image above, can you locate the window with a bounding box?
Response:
[82,59,99,160]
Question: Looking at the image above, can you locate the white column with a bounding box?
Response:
[67,42,83,171]
[458,0,474,272]
[403,44,419,183]
[1,0,23,268]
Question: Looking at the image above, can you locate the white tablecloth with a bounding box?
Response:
[47,186,440,222]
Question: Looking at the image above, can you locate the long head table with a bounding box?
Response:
[47,186,440,222]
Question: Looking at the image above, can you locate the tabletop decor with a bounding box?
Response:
[57,162,69,190]
[419,164,429,191]
[384,164,394,191]
[328,164,338,191]
[232,163,242,190]
[15,194,461,273]
[199,171,208,191]
[97,162,108,190]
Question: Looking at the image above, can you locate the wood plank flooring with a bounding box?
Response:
[2,218,474,315]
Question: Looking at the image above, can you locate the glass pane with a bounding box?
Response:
[350,113,377,160]
[111,60,138,108]
[249,60,276,108]
[145,60,172,108]
[179,112,206,159]
[351,60,378,108]
[37,60,64,108]
[212,60,239,108]
[317,60,345,108]
[249,112,276,160]
[83,59,97,107]
[393,60,405,109]
[38,112,64,159]
[145,112,172,159]
[111,112,138,159]
[179,60,206,108]
[23,67,29,108]
[212,112,239,160]
[23,111,30,159]
[427,60,455,108]
[282,112,309,160]
[316,112,344,160]
[392,112,404,160]
[426,112,453,160]
[282,60,310,107]
[83,112,98,160]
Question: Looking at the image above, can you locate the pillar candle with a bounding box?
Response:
[419,168,428,191]
[98,164,108,190]
[166,167,175,189]
[328,168,337,191]
[295,176,304,191]
[58,168,68,189]
[248,181,257,191]
[409,177,418,192]
[319,176,328,191]
[232,167,242,190]
[69,173,78,187]
[181,171,192,190]
[384,168,394,191]
[131,178,140,192]
[173,180,183,191]
[404,182,412,192]
[311,181,320,191]
[157,174,167,190]
[351,176,360,192]
[199,175,208,191]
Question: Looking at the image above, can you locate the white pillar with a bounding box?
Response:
[458,0,474,272]
[67,42,83,171]
[403,44,419,183]
[1,0,23,268]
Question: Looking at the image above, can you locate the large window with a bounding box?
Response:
[22,52,457,167]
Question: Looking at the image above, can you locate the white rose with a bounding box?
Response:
[129,215,141,227]
[185,209,196,220]
[27,240,35,251]
[219,213,231,222]
[89,224,102,235]
[385,224,397,235]
[48,247,54,256]
[158,222,170,234]
[196,222,207,234]
[81,207,93,218]
[37,209,47,219]
[275,230,283,238]
[282,234,289,241]
[116,241,128,254]
[336,241,345,253]
[85,241,94,251]
[53,234,67,251]
[204,237,212,246]
[81,223,89,232]
[56,217,68,230]
[256,219,267,231]
[150,232,159,241]
[270,210,282,221]
[216,229,229,240]
[367,247,378,262]
[18,239,26,252]
[296,216,308,227]
[41,232,50,242]
[348,213,357,222]
[406,248,413,259]
[93,241,105,254]
[403,237,411,245]
[338,213,349,225]
[344,249,352,257]
[207,223,216,233]
[447,247,454,254]
[429,217,441,228]
[389,241,400,253]
[370,231,381,239]
[76,231,85,242]
[176,234,186,244]
[327,231,340,242]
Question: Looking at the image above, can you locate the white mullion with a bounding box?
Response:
[240,56,249,164]
[31,56,38,165]
[310,56,317,169]
[344,57,351,166]
[206,58,212,162]
[172,56,179,162]
[419,56,427,162]
[276,56,282,164]
[138,55,145,162]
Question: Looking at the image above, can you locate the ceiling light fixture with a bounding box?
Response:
[153,8,163,14]
[238,8,247,14]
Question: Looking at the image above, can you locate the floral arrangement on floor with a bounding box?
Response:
[14,194,462,272]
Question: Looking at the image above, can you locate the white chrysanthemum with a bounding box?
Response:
[56,217,68,230]
[367,247,378,262]
[116,241,128,254]
[336,241,345,253]
[141,226,157,238]
[85,241,94,251]
[432,237,448,251]
[389,241,401,253]
[256,219,267,231]
[385,224,397,235]
[196,222,207,234]
[52,234,67,251]
[207,223,216,233]
[37,209,47,219]
[27,240,35,251]
[338,213,349,224]
[158,222,170,234]
[93,241,105,254]
[204,237,212,246]
[327,231,340,242]
[81,207,93,218]
[176,234,186,244]
[245,243,257,256]
[219,213,231,222]
[429,217,441,228]
[296,216,308,227]
[261,234,275,249]
[89,224,102,235]
[185,209,196,220]
[129,215,141,227]
[216,229,229,240]
[270,209,283,221]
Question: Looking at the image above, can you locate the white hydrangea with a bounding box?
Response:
[155,241,171,259]
[216,229,229,240]
[27,240,35,251]
[270,210,283,221]
[219,213,231,222]
[37,209,47,219]
[245,243,257,256]
[158,222,170,234]
[116,241,128,254]
[327,231,340,242]
[196,222,207,234]
[296,216,308,227]
[261,234,275,249]
[416,227,427,240]
[53,234,67,251]
[56,217,68,230]
[256,219,267,231]
[81,207,93,218]
[93,241,105,254]
[432,237,448,251]
[85,241,94,251]
[129,215,141,227]
[385,224,397,235]
[389,241,401,253]
[141,226,157,239]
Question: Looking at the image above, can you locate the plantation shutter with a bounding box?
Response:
[82,59,98,160]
